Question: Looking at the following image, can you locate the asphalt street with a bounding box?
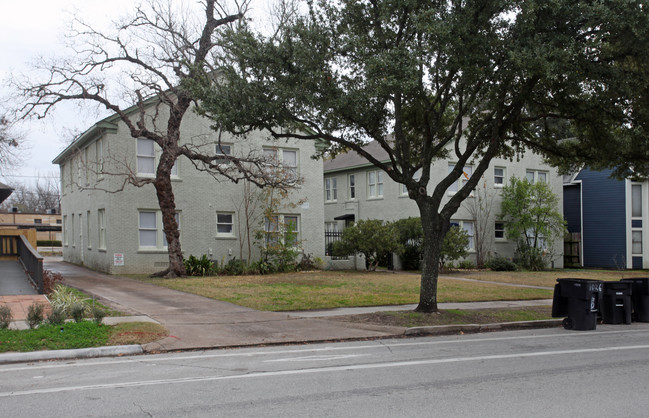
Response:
[3,325,649,417]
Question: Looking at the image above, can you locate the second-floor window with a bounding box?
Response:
[526,170,548,184]
[325,177,337,202]
[494,167,505,187]
[215,143,232,164]
[137,138,178,176]
[448,164,473,193]
[263,148,298,181]
[367,170,383,198]
[348,174,356,199]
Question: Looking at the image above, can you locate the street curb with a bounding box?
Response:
[404,319,563,336]
[0,345,143,365]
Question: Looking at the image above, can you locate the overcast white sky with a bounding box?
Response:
[0,0,272,188]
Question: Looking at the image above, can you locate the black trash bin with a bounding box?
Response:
[600,281,632,324]
[552,278,603,330]
[621,278,649,322]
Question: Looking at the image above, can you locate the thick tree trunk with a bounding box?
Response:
[152,147,185,278]
[415,199,450,313]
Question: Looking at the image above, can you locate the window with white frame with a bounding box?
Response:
[325,177,337,202]
[71,214,75,246]
[367,170,384,198]
[495,222,505,239]
[96,138,104,177]
[216,213,235,237]
[348,174,356,199]
[325,222,339,232]
[631,184,643,255]
[400,169,422,196]
[137,138,178,177]
[98,209,106,250]
[450,220,475,250]
[215,143,232,164]
[137,138,156,175]
[448,164,473,193]
[494,167,505,187]
[84,147,90,186]
[263,147,298,181]
[87,210,91,249]
[60,165,66,194]
[526,170,548,184]
[139,210,180,249]
[264,214,300,247]
[526,228,547,249]
[63,215,68,245]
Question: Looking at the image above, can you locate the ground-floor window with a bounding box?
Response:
[138,210,180,249]
[450,220,474,250]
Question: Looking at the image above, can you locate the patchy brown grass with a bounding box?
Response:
[137,270,552,311]
[330,306,553,328]
[108,322,169,345]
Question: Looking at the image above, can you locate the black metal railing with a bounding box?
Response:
[17,235,44,294]
[325,231,350,260]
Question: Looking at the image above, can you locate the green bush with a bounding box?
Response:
[37,240,62,247]
[183,254,215,276]
[70,302,87,323]
[457,259,476,269]
[219,257,247,275]
[47,306,66,325]
[485,254,518,271]
[0,305,12,329]
[439,226,470,270]
[27,303,44,329]
[91,305,106,324]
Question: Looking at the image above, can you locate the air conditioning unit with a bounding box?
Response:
[10,207,18,213]
[46,209,57,214]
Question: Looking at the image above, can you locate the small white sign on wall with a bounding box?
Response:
[301,202,310,210]
[114,253,124,266]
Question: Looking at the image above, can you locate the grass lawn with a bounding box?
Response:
[0,321,168,353]
[137,271,553,311]
[442,269,649,288]
[331,306,553,328]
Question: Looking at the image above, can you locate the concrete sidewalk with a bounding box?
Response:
[44,260,406,352]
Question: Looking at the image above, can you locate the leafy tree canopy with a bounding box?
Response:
[194,0,649,311]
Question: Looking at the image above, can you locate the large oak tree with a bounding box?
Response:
[195,0,649,311]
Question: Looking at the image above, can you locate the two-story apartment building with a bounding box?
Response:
[53,105,325,275]
[323,141,564,269]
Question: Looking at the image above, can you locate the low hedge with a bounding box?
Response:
[37,240,62,247]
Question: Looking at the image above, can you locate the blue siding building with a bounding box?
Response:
[564,169,648,269]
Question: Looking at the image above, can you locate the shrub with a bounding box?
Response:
[485,254,518,271]
[70,302,87,323]
[37,240,62,247]
[42,270,64,295]
[298,253,324,271]
[91,305,106,324]
[0,305,12,329]
[457,259,476,269]
[219,257,247,275]
[27,303,45,329]
[49,284,88,315]
[47,306,66,325]
[183,254,215,276]
[439,226,470,270]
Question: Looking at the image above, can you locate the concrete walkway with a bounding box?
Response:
[0,260,37,295]
[44,260,405,352]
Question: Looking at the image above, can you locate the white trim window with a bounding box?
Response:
[87,210,92,249]
[216,212,235,237]
[450,220,475,250]
[526,170,548,184]
[137,138,178,177]
[367,170,384,198]
[631,183,643,255]
[264,214,300,247]
[98,209,106,250]
[96,138,104,178]
[71,214,75,246]
[348,174,356,200]
[448,164,473,193]
[263,147,298,181]
[215,143,232,164]
[494,166,505,187]
[325,222,339,232]
[495,222,506,239]
[63,215,68,246]
[325,177,337,202]
[139,210,180,249]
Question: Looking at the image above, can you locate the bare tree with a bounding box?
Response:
[1,177,60,212]
[462,178,496,268]
[13,0,294,277]
[0,115,22,174]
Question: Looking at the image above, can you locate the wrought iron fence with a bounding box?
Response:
[324,231,349,260]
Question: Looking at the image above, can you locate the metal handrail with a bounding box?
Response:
[17,235,44,294]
